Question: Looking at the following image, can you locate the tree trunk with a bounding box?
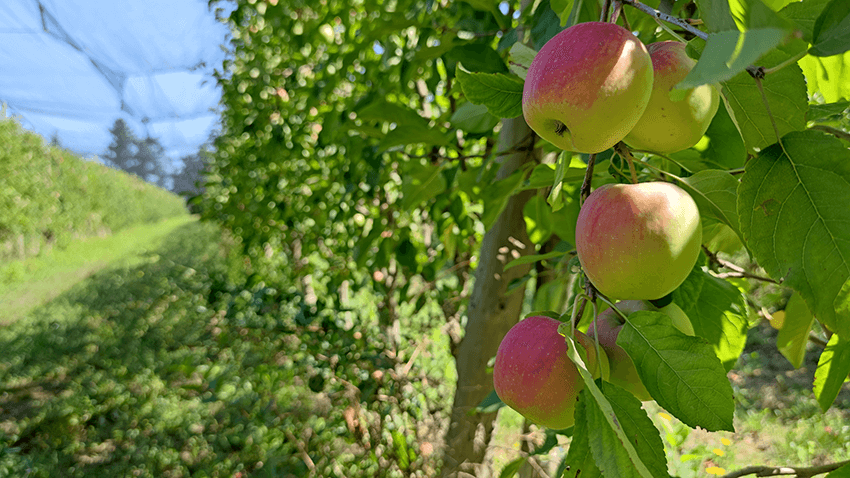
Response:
[441,116,538,477]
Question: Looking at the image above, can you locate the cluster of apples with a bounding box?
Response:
[493,22,711,429]
[521,21,719,155]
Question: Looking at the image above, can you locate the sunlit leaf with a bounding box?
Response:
[738,130,850,338]
[814,332,850,411]
[619,311,735,432]
[721,49,808,152]
[456,66,524,119]
[776,292,815,369]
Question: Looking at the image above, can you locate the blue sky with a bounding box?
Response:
[0,0,230,166]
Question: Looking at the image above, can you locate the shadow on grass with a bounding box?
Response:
[0,220,241,474]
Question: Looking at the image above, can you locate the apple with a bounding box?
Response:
[522,22,653,154]
[623,41,720,153]
[587,300,695,401]
[493,316,608,430]
[575,181,702,300]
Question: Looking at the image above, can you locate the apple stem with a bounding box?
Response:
[614,142,639,184]
[596,292,628,325]
[579,153,597,205]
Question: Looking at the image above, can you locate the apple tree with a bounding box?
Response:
[202,0,850,475]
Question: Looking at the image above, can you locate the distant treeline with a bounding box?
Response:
[0,115,187,260]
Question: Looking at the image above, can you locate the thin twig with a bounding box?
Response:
[600,0,613,22]
[703,245,782,284]
[720,459,850,478]
[579,153,597,205]
[621,0,707,40]
[763,49,808,75]
[811,124,850,142]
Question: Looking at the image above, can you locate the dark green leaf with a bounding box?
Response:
[810,0,850,56]
[447,44,509,74]
[808,101,850,122]
[672,265,749,371]
[530,0,564,50]
[498,457,528,478]
[779,0,832,43]
[378,125,450,151]
[680,170,742,241]
[703,104,747,169]
[826,463,850,477]
[618,311,735,432]
[563,397,602,478]
[475,389,506,413]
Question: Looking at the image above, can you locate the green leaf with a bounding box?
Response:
[475,389,506,413]
[694,0,739,32]
[779,0,832,43]
[810,0,850,56]
[451,102,500,134]
[721,49,808,153]
[524,195,554,244]
[677,29,790,90]
[401,160,448,210]
[578,383,668,478]
[672,264,749,371]
[357,99,430,128]
[508,43,536,80]
[738,130,850,338]
[592,383,669,478]
[827,463,850,477]
[729,0,795,30]
[814,333,850,411]
[560,333,655,478]
[503,249,568,271]
[808,101,850,123]
[618,311,735,432]
[447,43,509,74]
[703,103,747,169]
[379,125,450,151]
[563,397,602,478]
[530,0,566,50]
[392,430,410,470]
[456,66,524,119]
[776,292,815,369]
[480,168,526,230]
[798,51,850,103]
[679,170,742,240]
[498,457,528,478]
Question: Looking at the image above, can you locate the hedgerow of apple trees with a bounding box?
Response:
[202,0,850,475]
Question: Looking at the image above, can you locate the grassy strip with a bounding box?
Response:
[0,219,452,477]
[0,215,196,325]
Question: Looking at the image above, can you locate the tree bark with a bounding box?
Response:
[441,116,539,477]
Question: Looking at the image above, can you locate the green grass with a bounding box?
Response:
[0,215,195,325]
[0,218,452,477]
